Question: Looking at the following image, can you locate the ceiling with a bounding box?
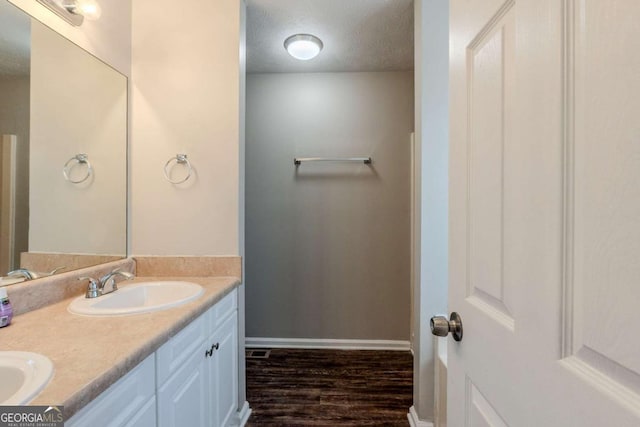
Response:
[0,1,30,77]
[246,0,414,74]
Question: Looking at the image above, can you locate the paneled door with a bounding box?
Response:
[447,0,640,425]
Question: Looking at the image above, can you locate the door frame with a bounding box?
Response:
[1,134,17,274]
[409,1,450,426]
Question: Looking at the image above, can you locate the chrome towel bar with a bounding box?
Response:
[294,157,372,166]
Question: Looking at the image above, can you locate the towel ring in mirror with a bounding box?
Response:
[164,154,192,184]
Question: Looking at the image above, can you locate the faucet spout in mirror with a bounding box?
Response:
[6,266,66,281]
[7,269,37,280]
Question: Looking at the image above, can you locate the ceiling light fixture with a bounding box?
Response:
[36,0,102,26]
[284,34,323,61]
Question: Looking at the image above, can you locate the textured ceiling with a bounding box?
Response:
[246,0,414,73]
[0,1,30,77]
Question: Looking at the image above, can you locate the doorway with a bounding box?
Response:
[244,0,414,351]
[243,0,415,423]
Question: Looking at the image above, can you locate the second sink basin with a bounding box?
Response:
[0,351,54,405]
[68,281,204,316]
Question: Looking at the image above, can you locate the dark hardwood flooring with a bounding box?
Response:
[245,348,413,426]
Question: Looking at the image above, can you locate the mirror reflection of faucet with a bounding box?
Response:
[1,267,66,287]
[79,269,134,299]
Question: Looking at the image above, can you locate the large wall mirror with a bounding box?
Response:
[0,1,127,286]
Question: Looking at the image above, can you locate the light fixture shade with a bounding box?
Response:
[76,0,102,20]
[36,0,83,26]
[36,0,102,25]
[284,34,323,61]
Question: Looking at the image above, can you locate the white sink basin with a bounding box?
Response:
[0,351,54,405]
[68,281,204,316]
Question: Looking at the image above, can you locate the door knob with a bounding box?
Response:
[430,312,463,342]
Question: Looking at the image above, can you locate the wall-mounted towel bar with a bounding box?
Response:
[294,157,372,166]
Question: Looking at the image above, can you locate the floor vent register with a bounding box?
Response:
[246,349,271,359]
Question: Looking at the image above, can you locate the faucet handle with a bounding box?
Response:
[79,276,100,299]
[49,266,66,275]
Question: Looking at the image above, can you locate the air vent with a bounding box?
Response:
[246,349,271,359]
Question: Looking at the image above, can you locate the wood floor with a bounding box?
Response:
[245,348,413,426]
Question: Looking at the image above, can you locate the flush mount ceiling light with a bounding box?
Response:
[284,34,323,61]
[36,0,102,26]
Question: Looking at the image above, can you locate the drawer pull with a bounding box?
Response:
[205,343,220,358]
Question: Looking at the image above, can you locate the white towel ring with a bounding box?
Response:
[164,154,192,184]
[63,154,92,184]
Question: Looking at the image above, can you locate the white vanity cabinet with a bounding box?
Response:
[156,308,209,427]
[66,355,157,427]
[207,310,238,427]
[157,289,238,427]
[66,289,239,427]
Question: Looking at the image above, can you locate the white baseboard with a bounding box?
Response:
[408,406,434,427]
[245,337,411,351]
[232,401,251,427]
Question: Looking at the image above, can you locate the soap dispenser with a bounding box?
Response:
[0,288,13,327]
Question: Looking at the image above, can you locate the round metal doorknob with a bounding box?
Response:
[430,312,463,342]
[430,316,451,337]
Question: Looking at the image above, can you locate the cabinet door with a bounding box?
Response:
[124,397,156,427]
[156,311,207,385]
[66,355,156,427]
[157,348,209,427]
[207,311,238,427]
[209,289,237,332]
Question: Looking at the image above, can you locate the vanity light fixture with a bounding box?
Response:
[76,0,102,20]
[284,34,323,60]
[36,0,102,27]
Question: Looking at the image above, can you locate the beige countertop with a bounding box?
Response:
[0,275,240,419]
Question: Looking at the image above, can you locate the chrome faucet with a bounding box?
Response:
[79,276,101,298]
[80,269,134,299]
[7,266,65,280]
[99,269,134,295]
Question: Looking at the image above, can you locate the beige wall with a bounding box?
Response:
[7,0,131,76]
[0,77,29,269]
[29,22,127,255]
[245,71,413,340]
[130,0,243,256]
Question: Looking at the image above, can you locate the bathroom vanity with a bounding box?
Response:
[0,257,249,426]
[68,287,239,427]
[0,1,249,424]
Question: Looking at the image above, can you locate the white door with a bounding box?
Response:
[448,0,640,425]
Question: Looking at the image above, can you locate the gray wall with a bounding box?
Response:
[246,71,413,340]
